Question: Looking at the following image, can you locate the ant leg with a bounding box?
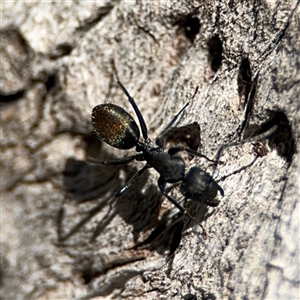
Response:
[168,147,216,163]
[155,87,199,147]
[117,81,148,140]
[156,102,190,147]
[87,154,144,165]
[218,156,259,182]
[157,177,195,221]
[116,164,149,197]
[211,124,278,178]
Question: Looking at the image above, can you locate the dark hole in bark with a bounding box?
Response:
[238,57,252,108]
[244,111,295,162]
[207,35,223,72]
[174,15,200,43]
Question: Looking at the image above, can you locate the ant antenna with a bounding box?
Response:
[212,124,278,178]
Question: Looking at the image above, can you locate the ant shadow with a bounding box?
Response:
[59,109,287,255]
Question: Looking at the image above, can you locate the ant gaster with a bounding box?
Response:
[90,81,224,220]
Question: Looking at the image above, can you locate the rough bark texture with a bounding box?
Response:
[1,1,299,300]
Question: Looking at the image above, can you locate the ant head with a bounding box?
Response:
[92,104,140,149]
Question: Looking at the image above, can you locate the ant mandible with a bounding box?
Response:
[89,81,224,220]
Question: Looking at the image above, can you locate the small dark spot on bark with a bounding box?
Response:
[207,35,223,72]
[45,73,57,91]
[184,17,200,42]
[183,293,197,300]
[174,15,201,43]
[238,58,252,108]
[50,43,73,59]
[74,257,95,284]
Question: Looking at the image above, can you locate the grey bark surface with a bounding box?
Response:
[1,1,299,300]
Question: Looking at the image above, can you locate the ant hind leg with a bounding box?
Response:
[87,153,144,166]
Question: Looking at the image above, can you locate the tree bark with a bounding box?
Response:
[1,1,299,299]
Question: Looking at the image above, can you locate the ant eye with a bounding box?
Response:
[92,104,140,149]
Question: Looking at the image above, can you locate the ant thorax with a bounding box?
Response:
[136,138,162,154]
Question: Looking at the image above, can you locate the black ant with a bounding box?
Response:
[88,81,224,220]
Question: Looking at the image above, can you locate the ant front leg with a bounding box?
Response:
[157,177,195,221]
